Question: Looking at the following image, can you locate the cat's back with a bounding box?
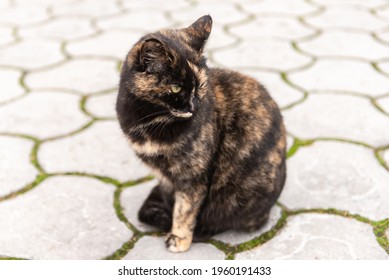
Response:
[209,68,283,139]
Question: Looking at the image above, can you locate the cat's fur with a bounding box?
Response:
[116,15,286,253]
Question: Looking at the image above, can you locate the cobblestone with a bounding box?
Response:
[0,136,37,197]
[0,91,89,139]
[280,142,389,220]
[0,176,130,259]
[1,0,388,260]
[236,214,389,260]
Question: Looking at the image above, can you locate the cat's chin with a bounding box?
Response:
[170,109,193,119]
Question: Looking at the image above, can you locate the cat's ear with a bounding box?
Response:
[139,38,174,73]
[184,15,213,52]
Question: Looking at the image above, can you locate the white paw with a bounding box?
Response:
[165,233,192,253]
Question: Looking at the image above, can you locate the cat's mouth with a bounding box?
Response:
[170,109,193,118]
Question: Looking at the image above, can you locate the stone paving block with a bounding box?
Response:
[213,39,311,71]
[0,26,15,46]
[230,16,315,40]
[213,206,282,245]
[376,5,389,19]
[375,30,389,44]
[236,214,389,260]
[170,2,247,26]
[122,0,190,11]
[283,94,389,146]
[0,3,50,26]
[85,92,117,119]
[377,96,389,114]
[0,91,89,139]
[52,0,121,18]
[206,25,237,51]
[0,39,64,70]
[121,180,159,232]
[377,61,389,76]
[313,0,388,8]
[240,70,304,109]
[240,0,318,16]
[66,30,144,60]
[39,121,151,182]
[280,141,389,220]
[123,236,225,260]
[19,18,97,41]
[384,149,389,168]
[298,31,389,60]
[288,60,389,96]
[0,176,130,259]
[26,59,118,93]
[97,10,172,32]
[0,69,25,103]
[306,7,389,31]
[0,136,37,197]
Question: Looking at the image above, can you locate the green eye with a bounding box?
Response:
[170,85,182,94]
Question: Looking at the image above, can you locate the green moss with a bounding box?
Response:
[30,141,45,174]
[113,187,141,234]
[372,219,389,255]
[289,208,372,224]
[122,175,155,188]
[287,138,315,158]
[207,239,234,260]
[374,150,389,171]
[103,234,142,260]
[0,174,49,202]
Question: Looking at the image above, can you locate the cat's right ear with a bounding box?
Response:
[139,38,173,73]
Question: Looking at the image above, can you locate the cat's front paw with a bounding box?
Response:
[165,233,192,253]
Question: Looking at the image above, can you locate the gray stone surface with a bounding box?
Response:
[306,8,388,31]
[0,136,37,197]
[0,69,25,103]
[0,4,50,26]
[298,31,389,60]
[280,141,389,220]
[26,59,118,93]
[236,214,389,260]
[283,94,389,146]
[289,60,389,96]
[19,18,97,41]
[0,39,64,70]
[241,0,317,16]
[1,0,389,260]
[39,121,151,181]
[0,26,15,46]
[66,30,143,60]
[85,92,117,119]
[0,176,131,259]
[213,39,312,71]
[0,91,89,139]
[230,16,315,40]
[123,236,225,260]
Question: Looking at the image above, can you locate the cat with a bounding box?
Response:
[116,15,286,253]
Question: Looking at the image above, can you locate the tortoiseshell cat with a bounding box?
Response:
[116,15,286,253]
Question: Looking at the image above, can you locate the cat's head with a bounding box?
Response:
[121,15,212,119]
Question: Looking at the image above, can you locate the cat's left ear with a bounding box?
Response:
[184,15,213,52]
[139,38,174,73]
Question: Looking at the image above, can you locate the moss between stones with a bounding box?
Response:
[372,219,389,255]
[103,234,142,260]
[0,174,49,202]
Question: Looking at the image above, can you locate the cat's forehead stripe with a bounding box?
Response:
[187,61,207,84]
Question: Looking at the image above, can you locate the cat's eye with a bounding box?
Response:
[170,85,182,94]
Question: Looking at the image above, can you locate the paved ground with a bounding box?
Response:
[1,0,389,260]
